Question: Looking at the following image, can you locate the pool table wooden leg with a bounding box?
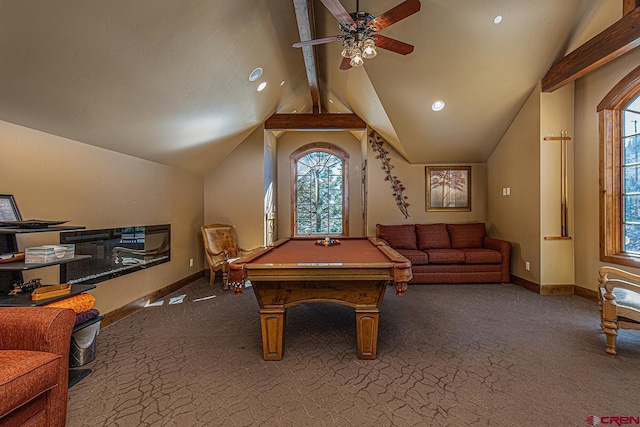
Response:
[355,308,379,359]
[260,308,286,360]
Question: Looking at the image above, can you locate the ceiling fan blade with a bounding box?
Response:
[374,34,414,55]
[293,35,341,48]
[367,0,421,31]
[339,56,352,70]
[319,0,357,29]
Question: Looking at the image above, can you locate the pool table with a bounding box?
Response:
[228,237,412,360]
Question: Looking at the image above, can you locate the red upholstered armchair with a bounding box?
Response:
[0,307,76,427]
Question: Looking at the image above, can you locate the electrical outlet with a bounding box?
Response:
[525,261,530,271]
[189,258,194,267]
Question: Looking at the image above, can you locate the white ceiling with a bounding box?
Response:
[0,1,614,174]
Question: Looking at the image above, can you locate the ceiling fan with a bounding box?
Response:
[293,0,421,70]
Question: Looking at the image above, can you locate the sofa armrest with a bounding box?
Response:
[483,237,512,283]
[0,307,75,356]
[483,237,510,253]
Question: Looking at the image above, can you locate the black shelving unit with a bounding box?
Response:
[0,282,94,306]
[0,225,100,387]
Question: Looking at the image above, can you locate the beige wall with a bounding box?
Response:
[276,130,364,239]
[0,120,204,314]
[574,47,640,291]
[487,85,541,283]
[366,136,487,236]
[203,125,265,249]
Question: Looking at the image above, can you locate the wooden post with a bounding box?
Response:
[623,0,640,16]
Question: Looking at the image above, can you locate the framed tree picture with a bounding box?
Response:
[426,166,471,211]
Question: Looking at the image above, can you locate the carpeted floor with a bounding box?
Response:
[66,278,640,426]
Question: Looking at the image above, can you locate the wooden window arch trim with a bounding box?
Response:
[290,142,349,237]
[599,64,640,267]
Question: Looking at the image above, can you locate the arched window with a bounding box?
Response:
[290,143,349,237]
[599,65,640,267]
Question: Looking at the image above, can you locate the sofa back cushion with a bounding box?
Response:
[375,224,417,250]
[416,223,451,249]
[447,223,486,249]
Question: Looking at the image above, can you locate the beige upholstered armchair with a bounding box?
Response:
[598,266,640,355]
[201,223,262,289]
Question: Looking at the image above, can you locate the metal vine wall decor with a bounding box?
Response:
[368,131,410,218]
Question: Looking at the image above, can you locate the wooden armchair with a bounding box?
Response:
[201,224,262,290]
[598,266,640,355]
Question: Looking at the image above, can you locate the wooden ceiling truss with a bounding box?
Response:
[542,2,640,92]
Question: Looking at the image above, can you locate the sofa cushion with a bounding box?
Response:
[425,249,465,264]
[462,248,502,264]
[376,224,417,250]
[416,223,451,250]
[447,223,486,249]
[395,249,429,265]
[0,350,60,418]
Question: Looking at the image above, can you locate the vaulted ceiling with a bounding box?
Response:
[0,1,615,174]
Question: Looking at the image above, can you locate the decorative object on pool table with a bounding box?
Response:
[315,237,341,246]
[368,131,410,218]
[426,166,471,212]
[228,237,412,361]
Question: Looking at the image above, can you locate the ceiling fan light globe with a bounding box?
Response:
[350,54,364,67]
[362,46,377,59]
[342,37,356,58]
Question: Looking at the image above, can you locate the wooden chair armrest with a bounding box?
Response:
[599,266,640,300]
[602,279,640,297]
[239,246,264,256]
[206,248,226,257]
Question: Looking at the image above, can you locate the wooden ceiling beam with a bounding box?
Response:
[264,113,366,130]
[293,0,321,114]
[541,7,640,92]
[623,0,640,15]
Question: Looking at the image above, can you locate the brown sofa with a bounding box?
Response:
[0,307,76,427]
[376,223,511,284]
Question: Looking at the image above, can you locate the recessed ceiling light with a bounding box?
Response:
[329,99,334,103]
[280,80,285,86]
[257,82,267,92]
[249,67,263,82]
[432,100,445,111]
[292,109,297,113]
[493,15,503,24]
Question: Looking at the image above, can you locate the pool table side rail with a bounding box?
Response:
[228,237,413,286]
